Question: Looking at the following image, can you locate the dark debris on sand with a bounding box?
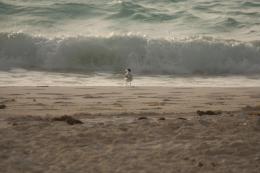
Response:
[158,117,166,121]
[0,104,6,109]
[243,105,260,111]
[52,115,83,125]
[197,162,204,167]
[137,116,148,120]
[197,110,222,116]
[177,117,187,120]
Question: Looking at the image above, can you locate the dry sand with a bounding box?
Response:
[0,86,260,173]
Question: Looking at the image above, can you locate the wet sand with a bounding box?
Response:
[0,87,260,173]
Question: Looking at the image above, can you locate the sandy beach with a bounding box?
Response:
[1,0,260,172]
[0,86,260,173]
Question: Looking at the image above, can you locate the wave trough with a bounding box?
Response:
[1,0,260,40]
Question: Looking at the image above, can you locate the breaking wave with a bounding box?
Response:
[0,32,260,75]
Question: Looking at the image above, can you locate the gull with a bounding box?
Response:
[124,68,133,86]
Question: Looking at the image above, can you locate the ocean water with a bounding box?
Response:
[0,0,260,86]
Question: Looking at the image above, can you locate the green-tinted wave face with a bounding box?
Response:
[1,32,260,75]
[0,0,260,40]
